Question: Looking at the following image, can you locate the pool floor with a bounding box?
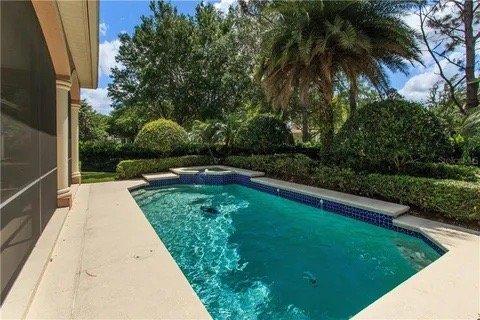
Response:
[133,184,440,320]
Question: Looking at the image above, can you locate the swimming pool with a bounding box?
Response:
[132,182,441,319]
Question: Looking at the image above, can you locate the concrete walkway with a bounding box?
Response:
[14,181,210,319]
[354,215,479,319]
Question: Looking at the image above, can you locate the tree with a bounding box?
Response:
[108,1,262,126]
[417,0,479,113]
[258,1,420,150]
[257,14,317,141]
[106,106,147,142]
[79,100,108,142]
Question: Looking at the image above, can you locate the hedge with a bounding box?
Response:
[80,141,157,172]
[400,162,479,182]
[116,155,214,179]
[224,154,315,181]
[224,154,480,222]
[312,166,479,222]
[80,140,322,172]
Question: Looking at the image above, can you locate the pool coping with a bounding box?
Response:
[143,166,409,218]
[141,167,480,319]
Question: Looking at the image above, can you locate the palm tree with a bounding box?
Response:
[259,0,421,150]
[258,11,317,142]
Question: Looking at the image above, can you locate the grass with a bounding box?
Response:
[81,172,117,184]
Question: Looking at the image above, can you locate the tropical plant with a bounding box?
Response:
[258,0,420,150]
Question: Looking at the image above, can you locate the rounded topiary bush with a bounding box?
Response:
[134,118,188,154]
[335,100,452,171]
[233,114,294,152]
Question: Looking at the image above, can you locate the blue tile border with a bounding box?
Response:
[141,172,445,255]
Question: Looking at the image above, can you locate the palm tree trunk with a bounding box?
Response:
[321,85,335,152]
[299,87,311,142]
[319,56,335,152]
[349,78,358,117]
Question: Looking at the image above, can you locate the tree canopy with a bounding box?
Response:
[108,1,263,127]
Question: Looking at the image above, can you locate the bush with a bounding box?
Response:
[233,114,294,152]
[224,154,315,181]
[80,140,323,173]
[116,155,214,179]
[312,166,479,222]
[401,162,479,182]
[224,154,479,222]
[461,136,480,166]
[335,100,452,171]
[134,118,188,153]
[80,140,157,172]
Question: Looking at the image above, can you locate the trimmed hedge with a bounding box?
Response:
[335,100,452,171]
[400,162,479,182]
[134,118,188,153]
[80,140,322,172]
[312,166,479,222]
[116,155,214,179]
[224,154,480,222]
[224,154,315,181]
[80,140,157,172]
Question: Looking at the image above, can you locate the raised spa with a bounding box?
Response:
[132,181,441,320]
[170,166,233,176]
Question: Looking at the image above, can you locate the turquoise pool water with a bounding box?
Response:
[133,184,440,320]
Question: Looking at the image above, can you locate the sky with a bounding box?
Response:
[81,0,456,115]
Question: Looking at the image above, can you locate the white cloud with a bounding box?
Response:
[214,0,237,14]
[81,87,112,114]
[399,51,462,101]
[99,39,122,78]
[99,22,108,36]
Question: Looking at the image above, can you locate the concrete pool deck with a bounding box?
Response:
[1,171,479,319]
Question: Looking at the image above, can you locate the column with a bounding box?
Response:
[71,100,81,184]
[56,78,71,208]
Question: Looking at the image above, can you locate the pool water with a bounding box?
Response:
[133,184,440,320]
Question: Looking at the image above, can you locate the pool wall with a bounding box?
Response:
[141,171,445,255]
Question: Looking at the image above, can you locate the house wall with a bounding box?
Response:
[0,1,58,303]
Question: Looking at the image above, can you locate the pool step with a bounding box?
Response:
[142,172,179,183]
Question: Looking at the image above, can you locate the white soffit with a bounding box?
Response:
[57,0,99,89]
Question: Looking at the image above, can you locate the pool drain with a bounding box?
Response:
[200,205,220,217]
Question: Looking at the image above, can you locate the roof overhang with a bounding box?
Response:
[56,0,99,89]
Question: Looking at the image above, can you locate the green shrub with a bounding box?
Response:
[134,118,188,153]
[312,166,479,222]
[233,114,294,152]
[461,136,480,166]
[224,154,479,222]
[225,154,314,181]
[336,100,452,171]
[116,155,213,179]
[402,162,479,182]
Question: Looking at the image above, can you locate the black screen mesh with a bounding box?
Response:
[1,0,57,303]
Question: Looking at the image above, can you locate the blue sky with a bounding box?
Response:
[81,0,444,114]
